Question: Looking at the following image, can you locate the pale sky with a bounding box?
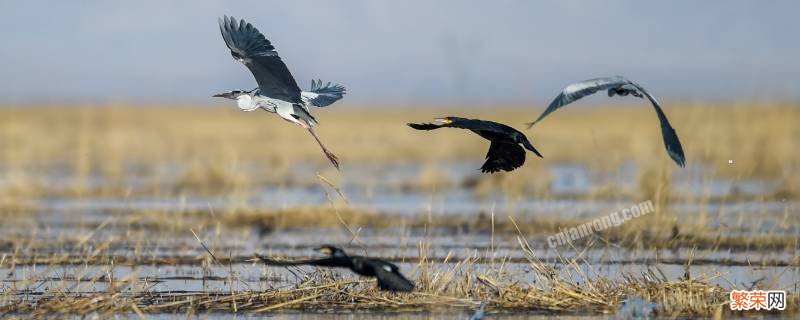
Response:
[1,1,799,105]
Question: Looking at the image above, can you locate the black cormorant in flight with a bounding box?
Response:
[258,245,414,292]
[527,76,685,167]
[408,117,542,173]
[213,15,345,170]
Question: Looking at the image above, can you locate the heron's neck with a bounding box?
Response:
[236,95,256,111]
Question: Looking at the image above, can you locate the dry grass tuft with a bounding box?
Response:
[3,236,788,318]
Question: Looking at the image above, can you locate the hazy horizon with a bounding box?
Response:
[2,1,799,105]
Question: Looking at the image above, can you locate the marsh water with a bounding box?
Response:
[1,161,797,317]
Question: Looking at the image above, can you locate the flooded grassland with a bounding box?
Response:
[0,104,798,318]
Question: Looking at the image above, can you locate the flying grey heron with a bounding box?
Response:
[213,15,345,170]
[408,117,543,173]
[258,245,415,292]
[527,76,686,167]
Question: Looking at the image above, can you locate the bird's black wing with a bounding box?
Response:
[447,118,517,134]
[258,256,349,268]
[219,16,302,103]
[481,142,526,173]
[527,76,630,127]
[407,122,443,130]
[366,260,415,292]
[628,83,686,167]
[408,118,517,135]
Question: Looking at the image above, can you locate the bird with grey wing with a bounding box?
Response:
[527,76,686,167]
[213,15,346,170]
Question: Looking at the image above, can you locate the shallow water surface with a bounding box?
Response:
[0,161,797,317]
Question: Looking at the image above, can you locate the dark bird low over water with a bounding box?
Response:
[258,246,414,292]
[528,76,685,167]
[408,117,542,173]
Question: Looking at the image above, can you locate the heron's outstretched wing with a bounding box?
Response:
[629,83,686,167]
[369,261,415,292]
[527,76,629,127]
[302,79,346,108]
[481,142,526,173]
[219,16,302,103]
[529,76,686,167]
[258,256,349,268]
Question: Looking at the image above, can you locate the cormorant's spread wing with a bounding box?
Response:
[527,76,629,127]
[408,118,517,135]
[258,256,349,268]
[302,79,346,108]
[219,16,302,103]
[481,142,526,173]
[628,83,686,167]
[446,119,515,133]
[408,118,532,173]
[407,122,443,130]
[370,261,415,292]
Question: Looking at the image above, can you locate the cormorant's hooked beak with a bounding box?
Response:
[433,118,452,125]
[521,140,543,158]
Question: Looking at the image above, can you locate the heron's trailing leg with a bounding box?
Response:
[302,123,340,170]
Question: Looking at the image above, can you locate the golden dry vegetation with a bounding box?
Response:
[0,103,797,198]
[0,103,797,317]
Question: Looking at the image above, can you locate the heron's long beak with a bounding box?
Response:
[212,93,229,98]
